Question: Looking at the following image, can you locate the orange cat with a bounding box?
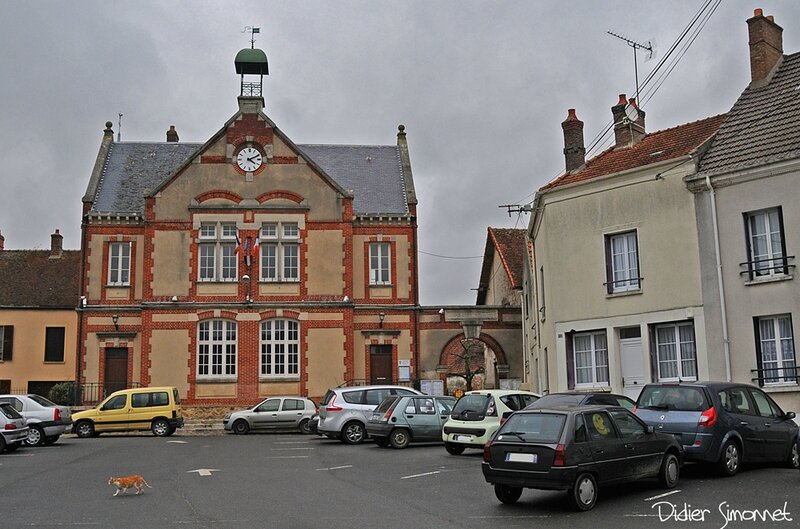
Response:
[108,475,152,496]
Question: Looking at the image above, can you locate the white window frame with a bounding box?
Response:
[369,242,392,285]
[655,322,698,382]
[757,315,796,385]
[197,223,238,282]
[259,222,300,282]
[260,319,300,379]
[573,331,609,387]
[746,208,786,279]
[606,230,640,293]
[108,242,131,286]
[197,320,237,378]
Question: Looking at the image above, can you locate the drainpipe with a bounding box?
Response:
[705,174,732,382]
[518,290,529,390]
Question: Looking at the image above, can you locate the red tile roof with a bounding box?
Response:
[477,228,526,304]
[540,114,727,191]
[0,250,81,308]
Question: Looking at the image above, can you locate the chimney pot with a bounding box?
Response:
[612,94,646,149]
[767,15,774,22]
[50,229,63,259]
[561,108,585,173]
[166,125,179,142]
[0,229,4,251]
[747,9,783,84]
[617,94,628,106]
[754,8,763,17]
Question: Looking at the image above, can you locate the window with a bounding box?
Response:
[745,208,787,279]
[260,222,300,282]
[720,387,753,415]
[585,411,616,441]
[197,223,238,282]
[0,326,12,361]
[108,242,131,286]
[198,320,237,378]
[260,319,299,378]
[655,322,697,381]
[44,327,65,363]
[256,399,280,412]
[282,399,304,411]
[755,315,796,385]
[573,331,609,386]
[369,243,391,285]
[605,230,640,293]
[132,392,169,408]
[102,394,127,411]
[574,414,588,443]
[609,410,647,438]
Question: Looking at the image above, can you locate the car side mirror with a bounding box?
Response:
[646,425,655,434]
[785,411,796,421]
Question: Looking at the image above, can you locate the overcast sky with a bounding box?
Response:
[1,1,798,305]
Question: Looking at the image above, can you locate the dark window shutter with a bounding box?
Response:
[753,318,764,387]
[45,327,65,362]
[566,332,575,390]
[648,325,658,382]
[604,235,613,294]
[743,213,754,280]
[1,326,13,361]
[776,207,788,275]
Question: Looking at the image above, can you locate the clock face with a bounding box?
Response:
[236,146,263,172]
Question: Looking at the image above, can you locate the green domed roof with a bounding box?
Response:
[235,48,269,75]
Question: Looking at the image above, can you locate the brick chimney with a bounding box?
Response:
[50,229,63,259]
[747,8,783,85]
[561,109,586,173]
[612,94,646,149]
[166,125,179,142]
[0,229,4,251]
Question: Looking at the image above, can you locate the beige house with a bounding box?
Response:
[688,10,800,412]
[526,99,725,399]
[0,230,80,395]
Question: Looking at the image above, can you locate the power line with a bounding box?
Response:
[418,250,483,260]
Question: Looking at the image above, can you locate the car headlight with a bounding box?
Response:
[223,414,231,421]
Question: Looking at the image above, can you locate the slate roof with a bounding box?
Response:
[477,228,526,305]
[0,250,81,309]
[540,114,727,192]
[698,52,800,176]
[89,142,409,216]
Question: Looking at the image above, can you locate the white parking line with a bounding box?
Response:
[316,465,353,471]
[265,455,310,459]
[401,471,441,480]
[644,490,682,501]
[271,447,315,451]
[4,453,34,457]
[469,515,551,519]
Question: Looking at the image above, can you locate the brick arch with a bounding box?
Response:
[438,332,508,367]
[256,190,305,204]
[195,190,243,204]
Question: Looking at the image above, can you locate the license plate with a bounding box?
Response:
[505,452,537,464]
[453,434,472,442]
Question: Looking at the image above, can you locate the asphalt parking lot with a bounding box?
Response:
[1,433,798,529]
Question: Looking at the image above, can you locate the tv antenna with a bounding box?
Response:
[607,31,656,106]
[499,204,533,217]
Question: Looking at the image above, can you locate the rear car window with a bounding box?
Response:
[375,396,399,414]
[342,390,365,404]
[452,395,489,415]
[28,395,57,407]
[321,390,335,406]
[0,403,22,419]
[132,391,169,408]
[498,413,565,443]
[0,397,22,412]
[638,386,709,412]
[173,388,181,404]
[531,394,584,408]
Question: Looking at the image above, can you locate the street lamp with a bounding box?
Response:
[111,314,119,331]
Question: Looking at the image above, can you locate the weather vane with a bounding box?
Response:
[242,26,260,49]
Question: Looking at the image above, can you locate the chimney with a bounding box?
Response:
[166,125,179,142]
[561,109,585,173]
[612,94,646,149]
[0,229,4,251]
[50,229,63,259]
[747,8,783,84]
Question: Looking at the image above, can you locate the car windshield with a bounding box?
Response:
[28,395,57,407]
[638,386,709,412]
[451,395,489,416]
[497,413,565,444]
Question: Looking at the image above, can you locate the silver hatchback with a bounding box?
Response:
[0,403,29,453]
[223,396,317,435]
[318,385,423,444]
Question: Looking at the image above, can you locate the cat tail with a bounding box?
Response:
[143,478,152,488]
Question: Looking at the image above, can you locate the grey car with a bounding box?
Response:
[0,394,72,446]
[318,385,423,444]
[634,382,799,476]
[0,403,29,453]
[367,395,456,448]
[223,396,317,435]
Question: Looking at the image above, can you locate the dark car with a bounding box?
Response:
[634,382,799,476]
[482,405,681,511]
[526,392,635,411]
[367,395,455,448]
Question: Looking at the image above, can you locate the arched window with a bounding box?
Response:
[198,320,237,378]
[260,319,299,378]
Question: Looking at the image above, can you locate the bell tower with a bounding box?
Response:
[234,26,269,110]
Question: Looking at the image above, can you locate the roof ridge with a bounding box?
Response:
[298,143,396,149]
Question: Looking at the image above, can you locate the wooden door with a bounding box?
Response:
[104,348,128,396]
[369,345,393,385]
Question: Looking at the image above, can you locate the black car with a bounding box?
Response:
[634,382,799,476]
[482,405,681,511]
[526,392,635,410]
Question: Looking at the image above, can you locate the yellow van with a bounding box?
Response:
[71,387,183,437]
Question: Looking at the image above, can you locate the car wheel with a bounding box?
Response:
[44,435,60,445]
[25,425,45,447]
[658,453,680,488]
[232,420,250,435]
[494,484,523,505]
[75,420,95,439]
[374,437,390,448]
[718,440,740,477]
[151,418,171,437]
[341,422,366,444]
[298,419,312,435]
[568,472,598,511]
[786,440,799,469]
[389,429,411,449]
[445,442,465,455]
